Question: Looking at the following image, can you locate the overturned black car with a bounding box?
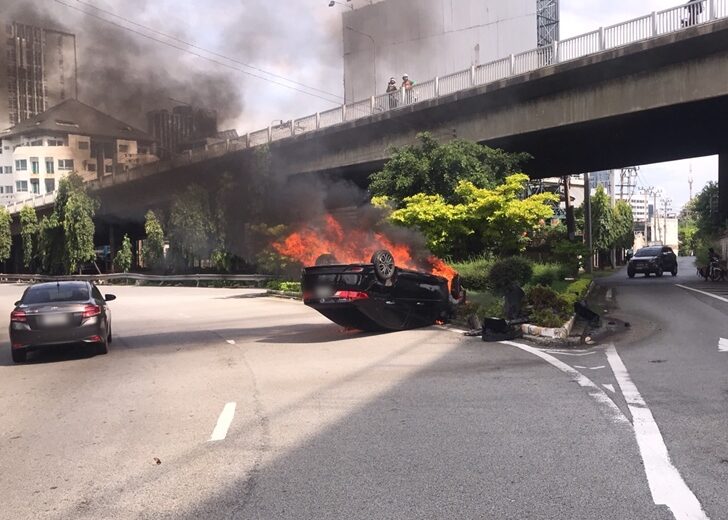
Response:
[302,250,463,332]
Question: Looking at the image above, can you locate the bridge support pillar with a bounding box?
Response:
[720,153,728,225]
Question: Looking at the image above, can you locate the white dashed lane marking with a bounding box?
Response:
[209,402,237,442]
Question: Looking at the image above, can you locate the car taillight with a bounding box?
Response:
[10,310,26,322]
[333,290,369,301]
[82,304,101,319]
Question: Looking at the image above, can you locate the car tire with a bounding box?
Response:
[672,267,678,277]
[628,271,635,279]
[96,330,109,355]
[371,249,396,282]
[108,325,113,343]
[655,270,663,278]
[11,348,27,363]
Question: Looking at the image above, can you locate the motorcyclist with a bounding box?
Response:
[706,247,721,280]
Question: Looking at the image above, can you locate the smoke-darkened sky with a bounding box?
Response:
[3,0,346,131]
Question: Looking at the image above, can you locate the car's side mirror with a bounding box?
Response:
[14,300,20,306]
[104,294,116,302]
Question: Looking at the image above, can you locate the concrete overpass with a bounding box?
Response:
[8,2,728,224]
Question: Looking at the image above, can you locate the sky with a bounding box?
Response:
[11,0,715,211]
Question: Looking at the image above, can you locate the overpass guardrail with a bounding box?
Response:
[232,0,727,146]
[4,0,727,216]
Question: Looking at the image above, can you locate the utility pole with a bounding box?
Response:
[584,173,593,273]
[653,189,662,243]
[662,198,672,246]
[563,175,575,240]
[639,186,655,243]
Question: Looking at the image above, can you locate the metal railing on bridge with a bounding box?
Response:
[227,0,725,147]
[4,0,727,216]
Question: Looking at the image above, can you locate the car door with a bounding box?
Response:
[661,247,675,270]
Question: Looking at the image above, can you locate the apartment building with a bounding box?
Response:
[0,99,157,205]
[0,20,77,131]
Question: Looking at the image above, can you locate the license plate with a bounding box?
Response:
[315,286,334,298]
[43,314,69,326]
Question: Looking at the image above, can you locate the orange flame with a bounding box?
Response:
[272,214,457,284]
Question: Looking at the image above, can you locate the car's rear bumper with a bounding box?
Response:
[9,319,105,350]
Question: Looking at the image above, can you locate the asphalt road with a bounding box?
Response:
[0,269,723,519]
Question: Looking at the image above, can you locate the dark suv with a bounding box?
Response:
[627,246,678,278]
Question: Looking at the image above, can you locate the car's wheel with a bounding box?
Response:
[11,348,26,363]
[371,249,396,282]
[628,271,635,279]
[107,325,113,343]
[96,330,109,355]
[672,267,678,277]
[655,270,663,278]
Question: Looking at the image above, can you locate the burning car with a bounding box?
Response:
[302,249,463,332]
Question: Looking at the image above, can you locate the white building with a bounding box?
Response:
[0,99,157,205]
[341,0,550,102]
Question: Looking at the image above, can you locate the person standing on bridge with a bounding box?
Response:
[684,0,703,27]
[386,77,399,109]
[401,74,414,104]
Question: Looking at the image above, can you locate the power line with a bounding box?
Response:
[72,0,343,101]
[52,0,343,105]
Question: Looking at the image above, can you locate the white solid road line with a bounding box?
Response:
[605,345,709,520]
[501,341,627,424]
[209,402,237,442]
[719,338,728,353]
[675,284,728,303]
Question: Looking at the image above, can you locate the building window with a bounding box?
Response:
[86,162,96,172]
[30,139,43,146]
[118,144,129,153]
[45,179,55,193]
[47,139,64,147]
[30,179,39,194]
[15,159,27,171]
[45,158,54,174]
[6,185,13,194]
[30,157,39,174]
[58,159,74,171]
[105,164,113,174]
[16,180,28,192]
[3,166,11,174]
[78,141,89,150]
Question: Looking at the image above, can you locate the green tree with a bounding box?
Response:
[678,217,699,256]
[63,186,97,273]
[37,214,64,275]
[613,200,635,251]
[690,182,723,238]
[168,184,215,269]
[0,206,11,265]
[590,185,615,254]
[114,234,132,273]
[143,210,165,270]
[389,174,557,258]
[369,133,530,207]
[19,205,39,269]
[34,172,97,274]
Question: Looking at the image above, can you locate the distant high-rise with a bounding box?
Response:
[147,106,218,158]
[0,20,78,131]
